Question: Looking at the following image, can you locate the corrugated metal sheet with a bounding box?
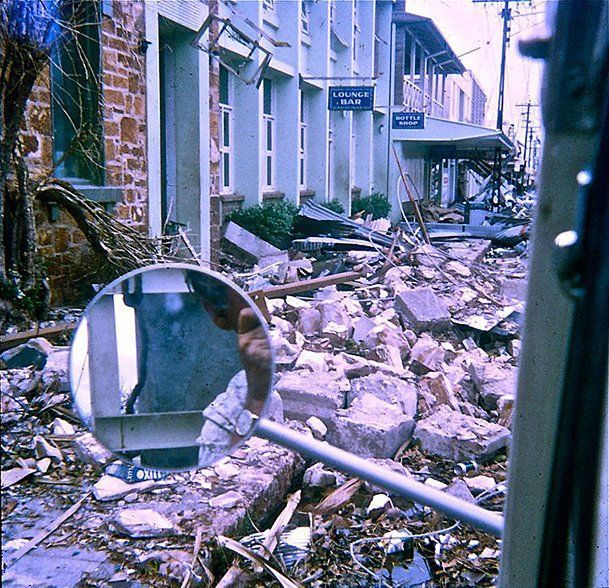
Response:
[157,0,205,31]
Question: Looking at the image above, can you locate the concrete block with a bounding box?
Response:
[348,372,417,417]
[294,350,330,372]
[414,405,510,461]
[275,370,348,423]
[420,372,461,412]
[327,394,415,458]
[306,416,327,440]
[297,308,321,336]
[303,463,338,488]
[409,333,446,374]
[394,287,451,333]
[73,433,115,468]
[110,508,176,538]
[469,362,517,411]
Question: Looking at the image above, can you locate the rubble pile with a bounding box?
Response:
[217,228,525,585]
[2,216,528,585]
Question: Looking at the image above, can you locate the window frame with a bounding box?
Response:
[219,65,234,194]
[262,78,275,190]
[50,0,104,185]
[300,1,310,35]
[299,91,308,190]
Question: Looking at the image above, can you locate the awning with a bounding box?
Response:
[393,116,514,157]
[392,12,465,75]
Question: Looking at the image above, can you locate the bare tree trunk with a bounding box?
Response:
[0,37,48,317]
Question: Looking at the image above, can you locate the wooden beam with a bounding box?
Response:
[259,271,361,299]
[0,322,77,351]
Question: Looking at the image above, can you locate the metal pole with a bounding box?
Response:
[255,418,504,537]
[522,102,531,191]
[492,0,511,208]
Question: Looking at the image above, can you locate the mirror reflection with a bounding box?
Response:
[69,264,273,470]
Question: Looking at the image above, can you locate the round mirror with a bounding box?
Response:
[69,263,274,471]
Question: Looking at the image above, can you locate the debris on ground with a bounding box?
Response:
[2,199,529,585]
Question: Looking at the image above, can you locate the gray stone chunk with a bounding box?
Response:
[394,287,451,333]
[2,546,112,588]
[41,347,70,391]
[469,362,517,411]
[348,372,417,417]
[414,405,510,461]
[110,508,177,538]
[73,432,115,467]
[297,308,321,337]
[303,463,339,488]
[409,333,446,375]
[209,490,245,509]
[444,479,476,504]
[501,278,527,302]
[275,370,348,422]
[327,394,415,458]
[306,416,328,439]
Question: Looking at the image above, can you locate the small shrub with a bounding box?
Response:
[351,192,391,220]
[322,198,346,215]
[226,200,299,249]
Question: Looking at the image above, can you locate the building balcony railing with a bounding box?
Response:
[403,78,423,112]
[403,78,449,119]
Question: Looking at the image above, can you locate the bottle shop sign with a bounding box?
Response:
[392,112,425,130]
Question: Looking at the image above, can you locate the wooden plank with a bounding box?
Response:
[249,290,272,323]
[0,322,77,351]
[260,271,361,299]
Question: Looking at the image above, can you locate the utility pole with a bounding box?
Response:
[474,0,528,208]
[517,101,539,193]
[496,0,510,131]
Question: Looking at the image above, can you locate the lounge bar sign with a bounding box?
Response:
[392,112,425,130]
[328,86,375,111]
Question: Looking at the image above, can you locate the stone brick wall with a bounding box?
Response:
[101,1,147,227]
[208,0,221,263]
[22,0,148,304]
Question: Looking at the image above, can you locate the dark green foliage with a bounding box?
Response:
[322,198,346,215]
[226,200,300,249]
[351,192,391,220]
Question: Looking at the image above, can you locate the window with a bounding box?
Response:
[301,1,309,35]
[329,0,336,24]
[51,0,103,184]
[262,78,275,189]
[263,0,275,11]
[219,65,234,193]
[458,88,466,121]
[299,92,308,189]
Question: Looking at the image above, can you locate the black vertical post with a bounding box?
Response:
[491,0,511,208]
[521,101,531,191]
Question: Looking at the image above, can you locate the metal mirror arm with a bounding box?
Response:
[255,418,504,538]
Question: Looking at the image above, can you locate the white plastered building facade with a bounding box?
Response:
[213,0,396,215]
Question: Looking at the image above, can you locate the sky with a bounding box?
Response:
[406,0,548,146]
